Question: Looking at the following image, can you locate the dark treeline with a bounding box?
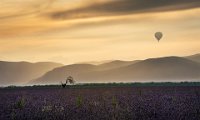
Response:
[2,82,200,89]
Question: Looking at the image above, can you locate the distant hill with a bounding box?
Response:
[31,60,139,84]
[96,60,140,71]
[77,60,113,65]
[186,53,200,63]
[0,61,63,86]
[31,64,97,85]
[93,57,200,82]
[31,56,200,85]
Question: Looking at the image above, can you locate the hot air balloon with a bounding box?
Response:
[155,32,163,42]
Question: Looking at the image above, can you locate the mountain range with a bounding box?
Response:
[0,61,63,86]
[30,54,200,85]
[0,53,200,86]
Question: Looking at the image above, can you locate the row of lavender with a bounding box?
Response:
[0,86,200,120]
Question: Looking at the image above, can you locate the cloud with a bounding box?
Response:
[48,0,200,20]
[0,0,199,38]
[0,0,55,20]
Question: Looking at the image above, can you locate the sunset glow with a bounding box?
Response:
[0,0,200,64]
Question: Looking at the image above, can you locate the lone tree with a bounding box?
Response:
[66,76,75,85]
[61,76,75,88]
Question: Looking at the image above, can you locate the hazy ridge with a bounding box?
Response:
[30,54,200,85]
[0,54,200,86]
[0,61,63,86]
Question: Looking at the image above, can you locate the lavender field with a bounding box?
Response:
[1,86,200,120]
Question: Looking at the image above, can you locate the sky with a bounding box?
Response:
[0,0,200,64]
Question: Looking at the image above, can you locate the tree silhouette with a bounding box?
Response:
[61,76,75,88]
[66,76,75,85]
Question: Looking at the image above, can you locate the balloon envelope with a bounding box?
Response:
[155,32,163,42]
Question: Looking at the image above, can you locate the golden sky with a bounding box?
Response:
[0,0,200,64]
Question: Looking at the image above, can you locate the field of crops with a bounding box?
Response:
[0,86,200,120]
